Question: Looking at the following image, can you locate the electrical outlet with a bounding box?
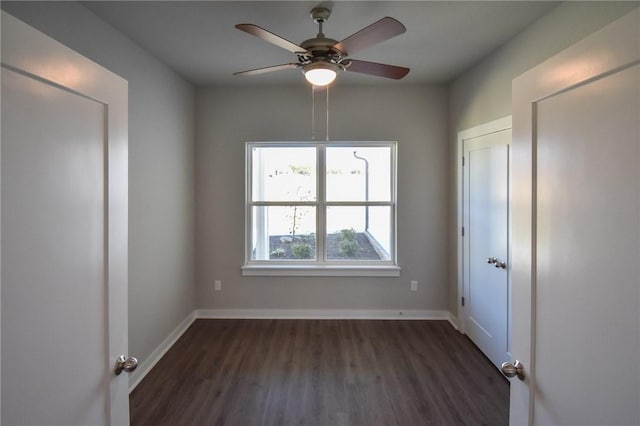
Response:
[410,280,418,291]
[214,280,222,291]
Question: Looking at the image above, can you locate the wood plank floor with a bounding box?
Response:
[130,319,509,426]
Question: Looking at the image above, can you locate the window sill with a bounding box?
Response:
[241,264,401,277]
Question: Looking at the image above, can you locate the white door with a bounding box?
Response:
[1,12,130,426]
[461,119,511,370]
[509,9,639,426]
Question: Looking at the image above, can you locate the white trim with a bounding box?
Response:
[245,141,398,269]
[447,312,461,331]
[196,308,450,320]
[128,311,197,393]
[457,116,512,141]
[241,264,401,277]
[456,116,512,334]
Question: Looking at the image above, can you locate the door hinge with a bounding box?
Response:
[461,226,465,237]
[461,296,465,307]
[462,156,465,166]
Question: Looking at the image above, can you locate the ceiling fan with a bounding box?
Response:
[234,7,410,86]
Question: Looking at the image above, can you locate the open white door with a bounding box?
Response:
[1,12,130,425]
[509,9,639,426]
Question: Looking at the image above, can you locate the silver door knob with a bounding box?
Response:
[114,355,138,375]
[501,360,525,380]
[494,260,507,269]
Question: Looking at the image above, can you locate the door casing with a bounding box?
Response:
[510,8,639,425]
[457,116,512,336]
[1,10,129,425]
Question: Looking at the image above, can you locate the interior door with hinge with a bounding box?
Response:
[1,11,131,425]
[509,8,639,425]
[462,124,511,370]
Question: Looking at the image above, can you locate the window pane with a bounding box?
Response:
[326,206,391,261]
[252,146,316,201]
[251,205,316,260]
[326,146,391,202]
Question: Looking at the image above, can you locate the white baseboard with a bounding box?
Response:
[447,312,461,331]
[196,308,450,320]
[128,311,197,393]
[128,308,457,393]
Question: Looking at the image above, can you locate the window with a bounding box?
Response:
[243,142,399,276]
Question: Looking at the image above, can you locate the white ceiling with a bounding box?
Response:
[82,1,559,87]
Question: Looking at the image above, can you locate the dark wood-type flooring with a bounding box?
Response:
[130,319,509,426]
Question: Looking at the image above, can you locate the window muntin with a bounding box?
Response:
[246,142,396,267]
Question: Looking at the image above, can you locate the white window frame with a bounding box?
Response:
[242,141,401,277]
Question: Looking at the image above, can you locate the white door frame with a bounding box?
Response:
[510,8,639,425]
[1,11,129,424]
[456,116,512,333]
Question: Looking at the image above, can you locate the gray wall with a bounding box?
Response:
[196,84,449,312]
[448,1,639,313]
[1,1,197,383]
[4,0,635,374]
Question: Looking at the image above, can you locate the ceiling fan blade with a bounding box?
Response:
[345,60,410,79]
[333,17,406,56]
[235,24,307,54]
[234,63,299,76]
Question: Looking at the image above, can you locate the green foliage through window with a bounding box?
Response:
[338,228,359,256]
[292,242,313,259]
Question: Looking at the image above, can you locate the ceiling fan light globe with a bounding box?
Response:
[304,68,337,86]
[303,62,340,86]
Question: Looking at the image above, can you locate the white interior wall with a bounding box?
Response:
[447,1,639,313]
[1,1,197,386]
[196,84,449,313]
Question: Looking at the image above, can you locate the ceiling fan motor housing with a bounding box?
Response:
[299,7,344,65]
[299,37,342,61]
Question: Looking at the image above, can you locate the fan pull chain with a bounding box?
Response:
[326,85,330,141]
[311,85,316,140]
